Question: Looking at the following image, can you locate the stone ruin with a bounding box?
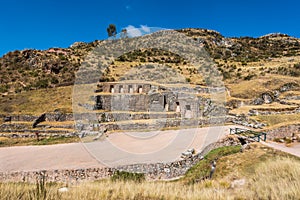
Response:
[96,82,225,117]
[95,81,206,119]
[73,81,227,133]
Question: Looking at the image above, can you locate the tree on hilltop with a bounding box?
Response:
[107,24,117,38]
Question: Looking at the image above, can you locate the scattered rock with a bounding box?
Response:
[240,143,251,152]
[231,179,246,188]
[181,148,195,158]
[253,97,264,105]
[3,116,11,122]
[262,93,273,104]
[58,187,69,193]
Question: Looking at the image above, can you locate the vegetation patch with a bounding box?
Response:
[0,136,79,147]
[182,145,241,184]
[111,171,145,183]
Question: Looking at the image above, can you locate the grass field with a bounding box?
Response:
[1,143,299,199]
[229,102,299,115]
[227,75,300,99]
[0,136,79,147]
[0,86,72,115]
[252,113,300,129]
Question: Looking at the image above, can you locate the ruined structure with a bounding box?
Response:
[95,81,205,118]
[91,81,226,128]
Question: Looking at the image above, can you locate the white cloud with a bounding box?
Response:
[123,25,152,38]
[125,25,143,37]
[140,25,150,33]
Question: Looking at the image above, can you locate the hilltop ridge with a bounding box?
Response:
[1,28,300,94]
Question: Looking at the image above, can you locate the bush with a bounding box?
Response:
[294,63,300,69]
[222,71,231,80]
[241,61,247,66]
[244,74,256,81]
[35,78,49,88]
[0,85,9,93]
[111,171,145,183]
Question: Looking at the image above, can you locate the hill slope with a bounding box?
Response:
[1,28,300,94]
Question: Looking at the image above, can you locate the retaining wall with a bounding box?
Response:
[267,124,300,140]
[0,137,240,183]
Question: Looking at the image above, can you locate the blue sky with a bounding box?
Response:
[0,0,299,56]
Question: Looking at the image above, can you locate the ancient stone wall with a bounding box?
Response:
[99,82,152,94]
[0,113,74,122]
[267,124,300,140]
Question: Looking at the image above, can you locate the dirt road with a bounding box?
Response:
[261,141,300,158]
[0,125,234,172]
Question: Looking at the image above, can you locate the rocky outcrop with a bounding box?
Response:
[252,83,299,105]
[253,92,274,105]
[231,114,266,129]
[249,107,300,116]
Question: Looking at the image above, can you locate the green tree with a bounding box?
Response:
[107,24,117,37]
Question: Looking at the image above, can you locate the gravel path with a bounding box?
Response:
[261,141,300,158]
[0,125,235,172]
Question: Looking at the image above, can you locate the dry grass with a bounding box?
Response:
[227,75,300,99]
[0,136,79,147]
[279,90,300,98]
[252,113,300,128]
[0,86,73,115]
[106,61,205,85]
[1,143,300,199]
[229,102,299,115]
[236,157,300,199]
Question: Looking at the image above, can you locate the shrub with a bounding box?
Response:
[244,74,256,81]
[241,61,247,66]
[111,171,145,183]
[283,137,293,144]
[0,85,9,93]
[222,71,231,80]
[294,63,300,69]
[50,77,59,84]
[35,78,49,88]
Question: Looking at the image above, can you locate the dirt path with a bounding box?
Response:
[0,125,235,172]
[261,141,300,158]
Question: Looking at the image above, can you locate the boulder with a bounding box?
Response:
[253,97,264,105]
[32,113,46,128]
[3,116,11,122]
[231,179,246,188]
[262,93,273,104]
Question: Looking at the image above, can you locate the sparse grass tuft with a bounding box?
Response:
[111,171,145,183]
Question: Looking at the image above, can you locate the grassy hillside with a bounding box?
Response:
[0,86,72,115]
[0,28,299,134]
[1,28,300,94]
